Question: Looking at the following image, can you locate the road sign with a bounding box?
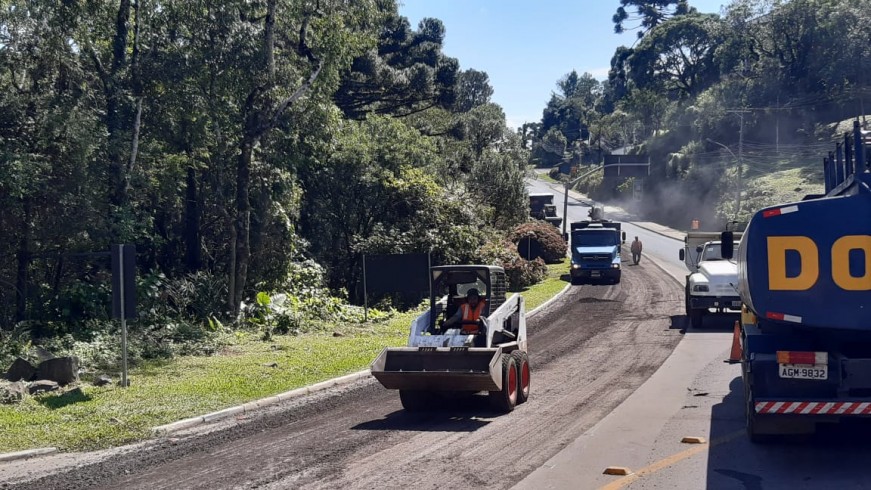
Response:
[603,154,650,178]
[111,244,136,320]
[111,244,136,387]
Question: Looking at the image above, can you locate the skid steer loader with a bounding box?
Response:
[370,265,530,412]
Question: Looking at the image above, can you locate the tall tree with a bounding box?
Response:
[0,2,102,325]
[334,13,459,119]
[613,0,694,38]
[534,71,602,164]
[453,69,493,113]
[601,46,634,112]
[627,13,722,99]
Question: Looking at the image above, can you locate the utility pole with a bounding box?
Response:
[725,109,750,217]
[775,95,780,156]
[738,111,744,216]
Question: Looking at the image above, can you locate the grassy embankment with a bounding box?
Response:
[0,257,569,453]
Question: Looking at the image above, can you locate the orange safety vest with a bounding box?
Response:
[460,301,486,333]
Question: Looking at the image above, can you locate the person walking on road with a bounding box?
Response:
[630,236,643,265]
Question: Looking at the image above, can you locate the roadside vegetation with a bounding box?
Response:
[0,3,549,377]
[0,261,568,453]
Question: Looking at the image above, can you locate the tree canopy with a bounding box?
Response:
[0,0,529,338]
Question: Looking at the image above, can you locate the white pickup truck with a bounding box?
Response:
[679,231,743,328]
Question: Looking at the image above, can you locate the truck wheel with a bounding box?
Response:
[743,377,774,443]
[511,351,530,404]
[489,354,518,413]
[689,308,703,328]
[399,390,431,412]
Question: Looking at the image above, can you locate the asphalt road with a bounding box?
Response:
[4,247,684,489]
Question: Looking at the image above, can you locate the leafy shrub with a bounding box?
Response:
[139,271,228,323]
[477,238,547,291]
[244,260,393,340]
[503,256,547,291]
[509,222,566,263]
[548,167,562,181]
[0,326,32,369]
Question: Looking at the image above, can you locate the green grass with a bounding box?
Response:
[536,170,560,184]
[0,266,570,453]
[720,166,825,222]
[0,317,410,452]
[518,256,570,311]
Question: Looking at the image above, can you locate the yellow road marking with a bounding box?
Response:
[598,430,744,490]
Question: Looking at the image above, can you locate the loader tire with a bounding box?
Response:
[399,390,431,412]
[489,354,518,413]
[511,351,530,404]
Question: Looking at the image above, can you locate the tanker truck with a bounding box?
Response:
[730,121,871,441]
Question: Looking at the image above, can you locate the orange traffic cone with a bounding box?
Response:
[726,321,742,364]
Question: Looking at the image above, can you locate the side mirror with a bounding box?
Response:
[696,245,703,254]
[679,249,685,261]
[621,231,626,243]
[721,231,734,259]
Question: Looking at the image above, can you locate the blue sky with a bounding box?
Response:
[399,0,729,129]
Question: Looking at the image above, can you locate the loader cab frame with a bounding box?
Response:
[429,265,507,331]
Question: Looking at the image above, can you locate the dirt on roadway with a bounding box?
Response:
[4,258,683,490]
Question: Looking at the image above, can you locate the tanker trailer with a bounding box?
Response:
[729,121,871,441]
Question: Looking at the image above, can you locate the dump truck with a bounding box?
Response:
[569,207,624,285]
[370,265,530,412]
[529,193,563,229]
[733,121,871,441]
[679,227,744,328]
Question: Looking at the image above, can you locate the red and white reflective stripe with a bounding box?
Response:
[762,205,799,218]
[766,312,803,323]
[756,401,871,415]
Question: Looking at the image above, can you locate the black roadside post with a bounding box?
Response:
[562,182,569,237]
[111,244,136,387]
[362,254,368,322]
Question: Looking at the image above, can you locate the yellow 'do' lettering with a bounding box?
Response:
[768,236,819,290]
[831,236,871,291]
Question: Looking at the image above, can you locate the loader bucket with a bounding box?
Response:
[370,347,503,392]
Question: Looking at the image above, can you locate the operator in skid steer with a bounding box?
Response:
[442,288,486,334]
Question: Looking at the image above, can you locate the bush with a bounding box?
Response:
[244,260,393,340]
[548,167,562,181]
[509,222,566,263]
[477,238,548,291]
[503,256,547,291]
[0,326,32,369]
